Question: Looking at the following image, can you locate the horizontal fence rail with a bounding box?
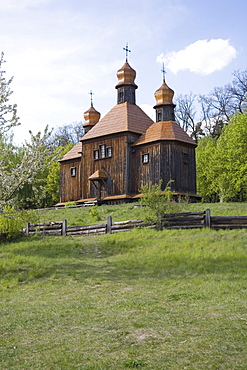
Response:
[24,210,247,237]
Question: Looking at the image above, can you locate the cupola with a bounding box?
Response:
[154,66,176,122]
[115,43,138,104]
[83,92,100,133]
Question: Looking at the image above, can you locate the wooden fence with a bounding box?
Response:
[24,209,247,237]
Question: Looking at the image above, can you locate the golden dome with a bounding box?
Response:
[116,61,137,87]
[83,105,100,127]
[154,81,174,106]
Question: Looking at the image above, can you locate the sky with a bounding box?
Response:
[0,0,246,145]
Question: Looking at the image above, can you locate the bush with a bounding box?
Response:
[0,207,38,239]
[139,180,175,230]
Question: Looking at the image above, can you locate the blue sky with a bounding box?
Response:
[0,0,246,144]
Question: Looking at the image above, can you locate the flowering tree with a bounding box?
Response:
[0,52,60,209]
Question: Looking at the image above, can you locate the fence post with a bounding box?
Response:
[26,222,30,235]
[106,216,112,234]
[205,209,211,228]
[62,219,67,235]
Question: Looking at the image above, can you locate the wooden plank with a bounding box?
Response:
[162,211,205,217]
[113,219,143,225]
[67,223,107,232]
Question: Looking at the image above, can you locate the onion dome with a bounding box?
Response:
[116,62,138,88]
[154,81,174,107]
[83,105,100,133]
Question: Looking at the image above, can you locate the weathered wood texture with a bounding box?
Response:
[131,141,196,194]
[60,158,81,203]
[211,216,247,229]
[80,133,139,200]
[162,211,206,229]
[25,221,64,236]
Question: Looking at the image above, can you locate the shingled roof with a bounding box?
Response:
[133,120,196,146]
[81,102,154,141]
[59,142,82,162]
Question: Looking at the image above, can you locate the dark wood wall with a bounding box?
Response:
[131,141,196,195]
[60,158,81,203]
[81,133,139,199]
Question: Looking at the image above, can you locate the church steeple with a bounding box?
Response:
[83,90,100,133]
[154,64,176,122]
[115,44,138,105]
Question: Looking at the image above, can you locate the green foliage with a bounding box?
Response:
[196,136,218,202]
[0,206,38,239]
[45,143,73,205]
[140,180,174,229]
[196,112,247,202]
[89,205,101,223]
[64,201,76,207]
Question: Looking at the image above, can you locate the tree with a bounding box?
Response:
[0,126,60,208]
[0,52,20,136]
[196,136,218,202]
[215,112,247,202]
[175,93,205,142]
[45,143,73,205]
[49,121,84,147]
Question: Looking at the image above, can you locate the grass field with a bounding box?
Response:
[37,201,247,226]
[1,203,247,369]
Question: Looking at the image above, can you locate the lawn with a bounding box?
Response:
[1,223,247,369]
[37,201,247,226]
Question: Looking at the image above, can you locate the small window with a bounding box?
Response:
[94,149,99,160]
[157,111,162,122]
[142,153,149,164]
[100,144,106,158]
[106,146,112,157]
[70,167,76,177]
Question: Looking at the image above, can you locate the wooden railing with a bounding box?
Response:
[24,210,247,237]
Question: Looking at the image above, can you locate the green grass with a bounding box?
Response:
[37,201,247,226]
[1,226,247,369]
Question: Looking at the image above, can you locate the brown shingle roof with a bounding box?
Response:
[133,120,196,146]
[81,102,154,141]
[59,142,82,162]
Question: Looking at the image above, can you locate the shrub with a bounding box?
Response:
[139,180,175,230]
[0,207,38,239]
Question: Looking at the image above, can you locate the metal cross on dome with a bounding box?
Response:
[161,63,166,82]
[89,90,94,106]
[123,43,131,62]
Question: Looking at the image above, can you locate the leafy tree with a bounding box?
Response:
[0,126,60,208]
[45,143,73,205]
[215,112,247,202]
[196,136,218,202]
[0,52,20,136]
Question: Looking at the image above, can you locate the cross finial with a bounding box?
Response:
[123,43,131,62]
[89,90,94,106]
[161,63,166,82]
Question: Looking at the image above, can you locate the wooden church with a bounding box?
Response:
[59,53,199,205]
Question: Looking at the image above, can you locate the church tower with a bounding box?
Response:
[115,44,138,105]
[153,65,176,122]
[83,91,101,134]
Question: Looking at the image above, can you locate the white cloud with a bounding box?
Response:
[157,39,237,75]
